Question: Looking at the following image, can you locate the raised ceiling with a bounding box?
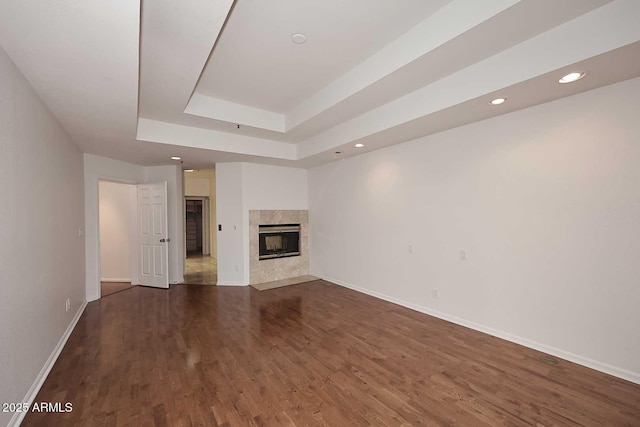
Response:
[196,0,451,113]
[1,0,640,170]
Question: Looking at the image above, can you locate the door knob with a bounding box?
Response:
[160,238,166,242]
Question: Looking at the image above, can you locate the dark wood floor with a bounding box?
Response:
[23,281,640,426]
[100,281,132,297]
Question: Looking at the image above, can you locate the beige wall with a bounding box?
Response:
[185,177,209,197]
[184,169,217,259]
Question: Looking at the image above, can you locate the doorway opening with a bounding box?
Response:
[98,180,137,297]
[183,169,217,285]
[186,199,208,255]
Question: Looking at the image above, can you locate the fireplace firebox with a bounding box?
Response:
[259,224,300,260]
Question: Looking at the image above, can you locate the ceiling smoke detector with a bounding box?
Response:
[291,33,307,44]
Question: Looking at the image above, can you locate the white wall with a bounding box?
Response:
[215,162,308,285]
[99,181,136,282]
[84,154,184,300]
[216,163,245,285]
[241,163,309,211]
[0,46,86,427]
[241,163,308,282]
[309,77,640,384]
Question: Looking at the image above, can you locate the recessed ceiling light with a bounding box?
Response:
[184,169,194,172]
[355,143,364,148]
[291,33,307,44]
[490,97,507,105]
[171,156,181,160]
[559,72,585,84]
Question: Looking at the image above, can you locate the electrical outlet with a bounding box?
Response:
[234,265,239,272]
[460,250,467,261]
[65,298,70,312]
[408,245,414,254]
[432,289,438,299]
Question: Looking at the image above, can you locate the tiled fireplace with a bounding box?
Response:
[249,210,309,285]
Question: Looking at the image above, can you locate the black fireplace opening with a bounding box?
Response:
[259,224,300,260]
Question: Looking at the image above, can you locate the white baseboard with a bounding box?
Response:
[216,281,249,286]
[9,300,88,427]
[100,278,131,283]
[321,275,640,385]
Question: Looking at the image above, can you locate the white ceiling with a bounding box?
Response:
[196,0,451,113]
[1,0,640,170]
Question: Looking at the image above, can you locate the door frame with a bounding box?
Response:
[89,166,183,301]
[96,177,139,299]
[185,196,211,256]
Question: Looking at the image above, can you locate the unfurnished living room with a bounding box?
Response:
[1,1,640,426]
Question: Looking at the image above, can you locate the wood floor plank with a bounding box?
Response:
[22,281,640,426]
[100,282,132,297]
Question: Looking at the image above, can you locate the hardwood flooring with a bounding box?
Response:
[100,281,132,297]
[23,281,640,426]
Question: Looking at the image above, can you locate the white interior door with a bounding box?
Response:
[138,182,169,289]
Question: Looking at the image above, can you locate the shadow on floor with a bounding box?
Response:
[100,282,132,297]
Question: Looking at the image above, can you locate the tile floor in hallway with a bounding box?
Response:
[184,253,217,285]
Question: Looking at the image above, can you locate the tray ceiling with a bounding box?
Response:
[2,0,640,169]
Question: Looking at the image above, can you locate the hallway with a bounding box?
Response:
[183,254,217,285]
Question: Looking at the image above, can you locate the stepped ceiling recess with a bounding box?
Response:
[1,0,639,169]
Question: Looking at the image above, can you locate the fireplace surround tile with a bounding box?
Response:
[249,210,309,285]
